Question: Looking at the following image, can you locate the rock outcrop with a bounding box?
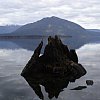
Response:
[70,86,87,90]
[69,49,78,63]
[86,80,94,86]
[21,35,87,100]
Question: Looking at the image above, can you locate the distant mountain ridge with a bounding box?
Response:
[11,16,86,36]
[87,29,100,32]
[0,25,21,34]
[1,16,100,37]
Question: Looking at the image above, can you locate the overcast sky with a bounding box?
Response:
[0,0,100,29]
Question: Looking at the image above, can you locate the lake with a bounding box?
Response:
[0,39,100,100]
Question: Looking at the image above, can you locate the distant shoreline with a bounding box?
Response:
[0,35,72,39]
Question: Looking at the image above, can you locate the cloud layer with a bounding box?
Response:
[0,0,100,29]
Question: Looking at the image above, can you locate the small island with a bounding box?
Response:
[21,35,87,100]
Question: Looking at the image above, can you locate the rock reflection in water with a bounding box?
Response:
[24,73,69,99]
[21,36,86,100]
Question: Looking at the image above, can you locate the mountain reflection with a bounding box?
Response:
[0,36,88,50]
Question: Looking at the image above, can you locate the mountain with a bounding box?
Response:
[11,16,86,36]
[0,16,100,50]
[5,16,88,50]
[87,29,100,32]
[0,25,21,34]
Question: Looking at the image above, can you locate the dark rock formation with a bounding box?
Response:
[69,49,78,63]
[86,80,94,86]
[21,35,86,100]
[70,86,87,90]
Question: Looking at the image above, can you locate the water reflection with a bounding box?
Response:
[0,36,89,50]
[0,35,100,51]
[0,43,100,100]
[21,37,86,100]
[24,75,69,100]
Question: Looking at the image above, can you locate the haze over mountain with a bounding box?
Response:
[0,25,21,34]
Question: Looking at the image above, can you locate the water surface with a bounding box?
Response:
[0,43,100,100]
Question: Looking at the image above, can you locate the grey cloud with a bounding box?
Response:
[0,0,100,28]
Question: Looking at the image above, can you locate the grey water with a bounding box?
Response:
[0,40,100,100]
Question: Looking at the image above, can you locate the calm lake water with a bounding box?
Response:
[0,40,100,100]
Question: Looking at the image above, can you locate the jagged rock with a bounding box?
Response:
[69,49,78,63]
[86,80,94,85]
[21,35,87,99]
